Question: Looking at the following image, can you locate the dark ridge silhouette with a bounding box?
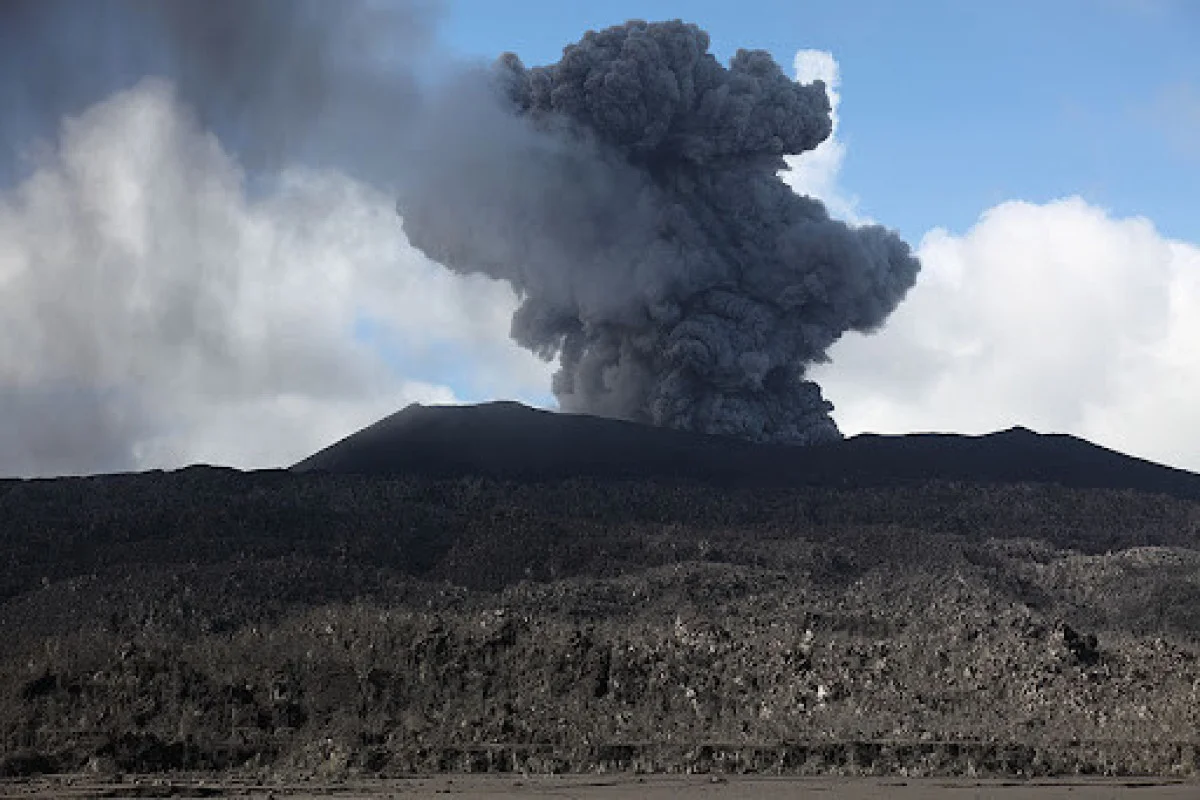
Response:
[292,401,1200,500]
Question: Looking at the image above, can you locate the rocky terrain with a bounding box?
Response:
[3,404,1200,779]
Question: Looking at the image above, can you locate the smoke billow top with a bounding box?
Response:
[397,20,921,444]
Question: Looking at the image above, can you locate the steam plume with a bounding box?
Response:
[397,20,921,444]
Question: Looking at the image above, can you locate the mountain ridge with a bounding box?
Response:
[292,401,1200,501]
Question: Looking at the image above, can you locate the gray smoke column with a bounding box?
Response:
[397,20,921,444]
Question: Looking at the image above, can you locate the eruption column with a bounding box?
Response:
[398,20,921,444]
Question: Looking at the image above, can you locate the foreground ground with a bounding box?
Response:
[2,775,1199,799]
[3,469,1200,777]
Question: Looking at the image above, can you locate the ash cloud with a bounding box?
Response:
[397,20,921,444]
[1,7,920,477]
[0,0,437,181]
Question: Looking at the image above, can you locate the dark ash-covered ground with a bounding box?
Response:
[3,405,1200,779]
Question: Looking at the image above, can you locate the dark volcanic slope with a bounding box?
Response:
[294,401,1200,500]
[7,404,1200,778]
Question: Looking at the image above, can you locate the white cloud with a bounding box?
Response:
[0,79,548,477]
[779,49,1200,473]
[813,197,1200,471]
[780,49,864,224]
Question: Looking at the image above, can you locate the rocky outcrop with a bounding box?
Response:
[3,467,1200,777]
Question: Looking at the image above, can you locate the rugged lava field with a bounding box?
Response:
[3,405,1200,779]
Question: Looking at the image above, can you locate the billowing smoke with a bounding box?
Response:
[0,0,436,182]
[1,6,920,477]
[397,20,921,444]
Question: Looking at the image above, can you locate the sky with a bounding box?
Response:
[1,0,1198,476]
[440,0,1200,245]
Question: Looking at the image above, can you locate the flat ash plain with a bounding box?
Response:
[2,774,1199,799]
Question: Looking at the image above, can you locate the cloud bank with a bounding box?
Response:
[0,80,545,477]
[0,0,555,478]
[793,88,1200,472]
[814,197,1200,470]
[771,49,1200,473]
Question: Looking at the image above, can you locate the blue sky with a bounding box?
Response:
[438,0,1199,245]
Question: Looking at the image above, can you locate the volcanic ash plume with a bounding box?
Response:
[397,20,921,444]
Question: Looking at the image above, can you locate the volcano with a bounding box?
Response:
[6,403,1200,780]
[293,401,1200,500]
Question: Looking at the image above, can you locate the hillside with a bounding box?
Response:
[294,402,1200,500]
[3,406,1200,779]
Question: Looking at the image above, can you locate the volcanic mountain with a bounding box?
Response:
[293,401,1200,500]
[6,402,1200,780]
